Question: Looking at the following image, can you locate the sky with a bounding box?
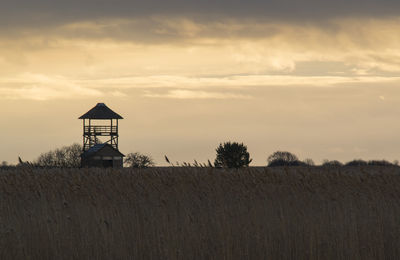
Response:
[1,0,400,165]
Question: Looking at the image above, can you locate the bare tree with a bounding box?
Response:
[35,143,82,168]
[267,151,305,167]
[125,152,155,168]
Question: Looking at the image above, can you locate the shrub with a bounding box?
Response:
[125,152,155,168]
[214,142,252,168]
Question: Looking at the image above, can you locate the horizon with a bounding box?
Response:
[2,1,400,165]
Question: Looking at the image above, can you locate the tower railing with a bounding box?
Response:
[84,126,118,135]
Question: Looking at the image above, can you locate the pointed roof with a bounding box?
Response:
[79,103,123,119]
[81,143,125,158]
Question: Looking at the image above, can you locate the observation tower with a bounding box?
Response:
[79,103,124,168]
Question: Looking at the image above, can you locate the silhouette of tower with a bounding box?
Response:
[79,103,124,168]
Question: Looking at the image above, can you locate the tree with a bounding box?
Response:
[345,159,368,166]
[367,160,393,166]
[322,160,343,167]
[303,158,315,166]
[214,142,252,168]
[125,152,155,168]
[267,151,305,167]
[35,143,82,168]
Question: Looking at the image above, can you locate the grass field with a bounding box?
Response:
[1,167,400,259]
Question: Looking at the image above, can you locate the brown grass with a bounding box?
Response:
[1,167,400,259]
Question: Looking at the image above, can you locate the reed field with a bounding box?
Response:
[1,166,400,259]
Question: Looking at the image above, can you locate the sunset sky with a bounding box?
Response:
[2,0,400,165]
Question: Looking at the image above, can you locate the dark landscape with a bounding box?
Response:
[1,166,400,259]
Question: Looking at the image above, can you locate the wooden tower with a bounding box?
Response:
[79,103,124,168]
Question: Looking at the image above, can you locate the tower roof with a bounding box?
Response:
[81,143,125,158]
[79,103,123,119]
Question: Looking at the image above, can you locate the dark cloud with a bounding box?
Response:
[1,0,400,29]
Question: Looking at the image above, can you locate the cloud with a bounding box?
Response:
[2,72,400,101]
[1,18,400,82]
[1,0,400,31]
[143,89,252,99]
[2,17,400,75]
[0,73,103,100]
[110,91,128,97]
[1,10,400,101]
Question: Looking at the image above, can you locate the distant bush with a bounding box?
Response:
[303,158,315,166]
[367,160,393,166]
[125,152,155,168]
[322,160,343,167]
[0,161,16,169]
[214,142,252,169]
[345,159,368,166]
[267,151,306,167]
[35,143,82,168]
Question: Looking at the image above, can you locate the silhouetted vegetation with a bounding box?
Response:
[322,160,344,167]
[35,143,82,168]
[345,159,368,166]
[124,152,155,168]
[0,161,16,169]
[177,160,208,167]
[367,160,394,166]
[303,158,315,166]
[8,142,400,169]
[214,142,252,168]
[267,151,306,167]
[2,167,400,258]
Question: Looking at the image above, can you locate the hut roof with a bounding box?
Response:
[79,103,123,119]
[81,143,125,158]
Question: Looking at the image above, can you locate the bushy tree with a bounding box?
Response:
[35,143,82,168]
[214,142,252,169]
[322,160,343,167]
[303,158,315,166]
[267,151,305,167]
[125,152,155,168]
[345,159,368,166]
[367,160,393,166]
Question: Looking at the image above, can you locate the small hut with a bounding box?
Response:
[79,103,124,168]
[81,143,124,168]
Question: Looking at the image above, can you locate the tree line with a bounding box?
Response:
[1,141,398,169]
[165,142,398,168]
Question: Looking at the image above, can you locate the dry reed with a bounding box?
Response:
[1,166,400,259]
